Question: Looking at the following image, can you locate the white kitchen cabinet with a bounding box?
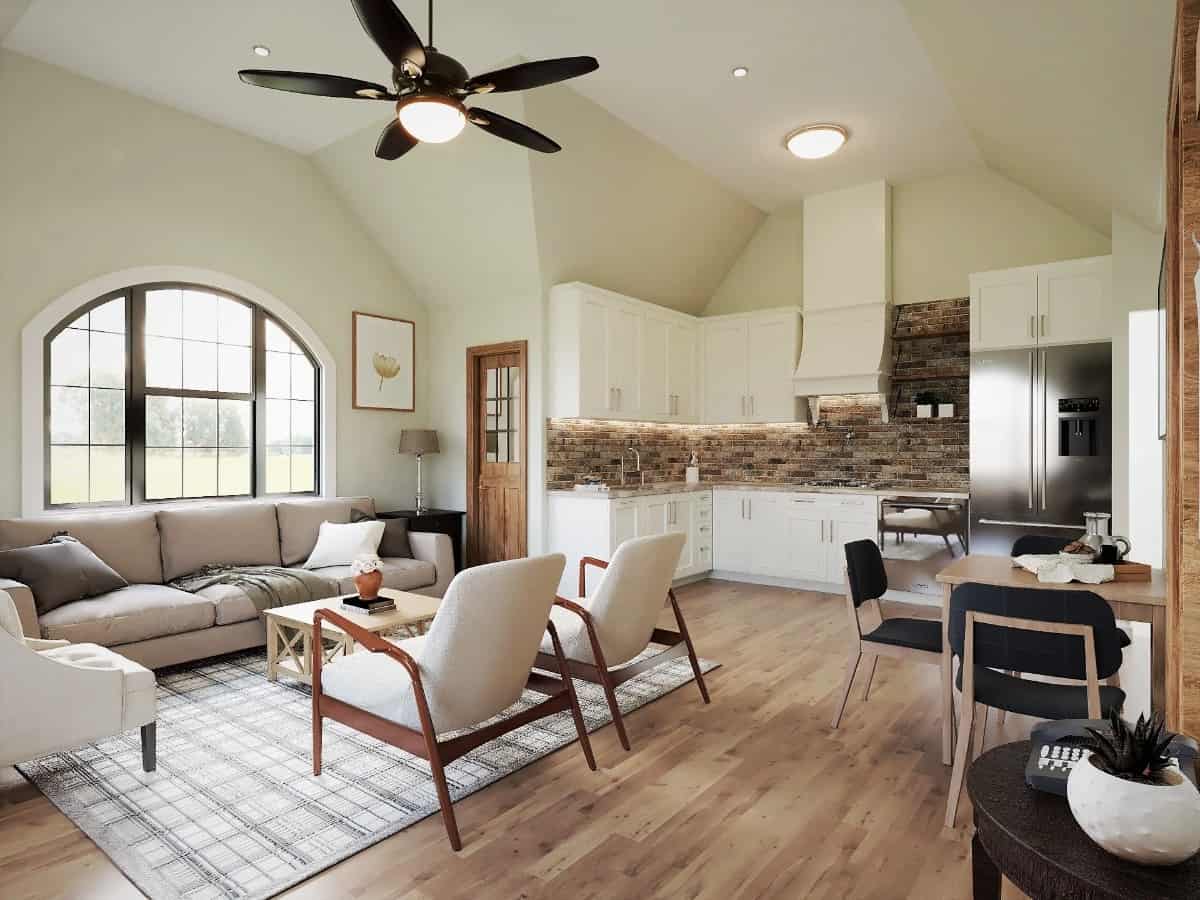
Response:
[701,309,802,423]
[550,283,697,423]
[547,490,713,597]
[713,489,878,586]
[970,257,1112,352]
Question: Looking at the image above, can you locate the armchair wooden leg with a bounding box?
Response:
[972,704,988,760]
[426,744,462,851]
[860,654,879,702]
[312,716,323,776]
[598,667,631,752]
[831,650,861,729]
[546,621,597,771]
[140,722,156,773]
[668,589,710,704]
[945,700,975,829]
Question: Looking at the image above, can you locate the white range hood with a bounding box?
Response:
[792,302,892,422]
[794,180,893,422]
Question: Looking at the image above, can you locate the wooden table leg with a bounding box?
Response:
[1150,605,1166,716]
[971,832,1001,900]
[266,618,279,682]
[942,581,954,766]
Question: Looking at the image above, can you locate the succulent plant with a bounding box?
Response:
[1086,709,1177,785]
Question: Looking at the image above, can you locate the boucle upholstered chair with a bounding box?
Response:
[0,589,157,771]
[534,533,710,753]
[312,554,595,850]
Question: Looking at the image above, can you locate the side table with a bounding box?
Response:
[967,741,1200,899]
[379,508,466,572]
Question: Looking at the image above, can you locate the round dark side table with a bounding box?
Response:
[967,741,1200,899]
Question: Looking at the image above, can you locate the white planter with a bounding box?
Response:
[916,404,933,419]
[1067,752,1200,865]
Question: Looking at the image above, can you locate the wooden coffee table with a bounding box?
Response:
[263,589,441,685]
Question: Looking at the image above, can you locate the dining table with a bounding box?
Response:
[933,554,1167,766]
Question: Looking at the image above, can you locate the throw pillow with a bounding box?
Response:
[303,520,386,569]
[0,538,128,615]
[351,509,413,559]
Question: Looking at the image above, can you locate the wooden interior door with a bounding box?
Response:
[466,341,527,566]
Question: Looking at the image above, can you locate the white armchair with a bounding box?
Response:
[312,553,596,850]
[534,533,710,753]
[0,589,158,771]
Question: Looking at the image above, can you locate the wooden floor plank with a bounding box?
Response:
[0,578,1030,898]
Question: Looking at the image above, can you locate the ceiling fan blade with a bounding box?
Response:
[351,0,427,72]
[468,107,561,153]
[238,70,396,99]
[467,56,598,94]
[376,119,418,160]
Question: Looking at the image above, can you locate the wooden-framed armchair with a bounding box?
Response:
[311,554,595,851]
[533,533,710,753]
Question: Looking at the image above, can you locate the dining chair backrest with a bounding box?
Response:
[406,553,565,733]
[844,539,887,607]
[1011,534,1073,556]
[948,583,1122,680]
[587,532,685,667]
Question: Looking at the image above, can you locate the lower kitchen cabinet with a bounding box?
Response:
[547,490,713,597]
[713,489,879,586]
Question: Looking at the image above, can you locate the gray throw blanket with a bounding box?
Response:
[170,565,337,613]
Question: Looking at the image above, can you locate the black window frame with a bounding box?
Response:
[43,281,321,509]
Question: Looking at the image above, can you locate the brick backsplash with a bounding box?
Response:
[545,297,969,492]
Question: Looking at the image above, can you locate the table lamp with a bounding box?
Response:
[398,429,439,513]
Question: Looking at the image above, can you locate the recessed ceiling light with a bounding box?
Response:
[785,124,848,159]
[252,44,271,58]
[731,66,749,78]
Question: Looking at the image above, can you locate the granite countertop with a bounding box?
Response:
[547,481,970,500]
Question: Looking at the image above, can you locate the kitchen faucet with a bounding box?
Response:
[621,443,644,486]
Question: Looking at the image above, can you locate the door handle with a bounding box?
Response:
[749,395,755,415]
[820,520,825,543]
[1040,350,1047,510]
[746,498,751,520]
[1029,315,1035,339]
[1027,352,1035,510]
[978,518,1085,530]
[1040,314,1046,337]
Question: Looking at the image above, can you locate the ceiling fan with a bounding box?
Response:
[238,0,598,160]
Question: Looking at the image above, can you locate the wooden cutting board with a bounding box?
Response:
[1111,560,1152,582]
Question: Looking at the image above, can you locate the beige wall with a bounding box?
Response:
[705,208,803,316]
[524,84,763,316]
[892,168,1111,304]
[0,50,427,517]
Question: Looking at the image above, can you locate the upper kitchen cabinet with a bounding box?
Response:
[549,282,698,423]
[701,309,802,423]
[969,256,1112,352]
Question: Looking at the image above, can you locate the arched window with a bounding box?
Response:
[45,283,319,507]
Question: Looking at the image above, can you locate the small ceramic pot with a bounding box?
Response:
[938,403,955,418]
[1067,752,1200,865]
[354,569,383,601]
[916,404,933,419]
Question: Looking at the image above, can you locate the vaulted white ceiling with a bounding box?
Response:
[3,0,1174,229]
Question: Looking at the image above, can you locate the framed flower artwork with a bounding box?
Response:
[352,311,415,411]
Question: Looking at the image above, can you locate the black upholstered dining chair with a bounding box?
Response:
[944,582,1126,828]
[831,539,942,729]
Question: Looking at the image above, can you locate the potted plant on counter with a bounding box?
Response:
[1067,710,1200,865]
[915,391,937,419]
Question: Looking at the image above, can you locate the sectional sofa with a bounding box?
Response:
[0,497,453,669]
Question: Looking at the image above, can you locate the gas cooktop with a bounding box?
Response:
[806,479,881,489]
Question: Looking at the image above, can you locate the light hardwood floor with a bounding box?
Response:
[0,579,1033,899]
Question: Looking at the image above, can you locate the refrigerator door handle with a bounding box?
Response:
[1028,351,1035,509]
[1040,349,1048,511]
[978,518,1085,530]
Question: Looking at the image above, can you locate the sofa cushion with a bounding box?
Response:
[276,497,376,566]
[39,583,215,646]
[316,558,436,595]
[192,572,340,626]
[351,509,412,559]
[157,503,282,582]
[0,538,128,615]
[0,509,163,584]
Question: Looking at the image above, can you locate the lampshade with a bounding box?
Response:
[397,97,466,143]
[398,429,440,455]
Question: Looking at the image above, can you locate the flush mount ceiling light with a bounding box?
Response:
[252,44,271,57]
[785,123,848,159]
[731,66,749,78]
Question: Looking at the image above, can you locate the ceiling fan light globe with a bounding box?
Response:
[398,97,466,143]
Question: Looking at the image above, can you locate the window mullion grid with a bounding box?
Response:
[129,289,147,504]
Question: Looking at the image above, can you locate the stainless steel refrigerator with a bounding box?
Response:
[969,343,1112,556]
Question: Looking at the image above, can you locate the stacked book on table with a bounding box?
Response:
[341,594,396,615]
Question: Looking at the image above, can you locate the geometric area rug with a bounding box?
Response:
[18,648,719,900]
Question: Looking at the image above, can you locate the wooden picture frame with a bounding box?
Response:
[353,311,414,411]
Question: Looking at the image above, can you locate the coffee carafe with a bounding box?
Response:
[1081,512,1131,563]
